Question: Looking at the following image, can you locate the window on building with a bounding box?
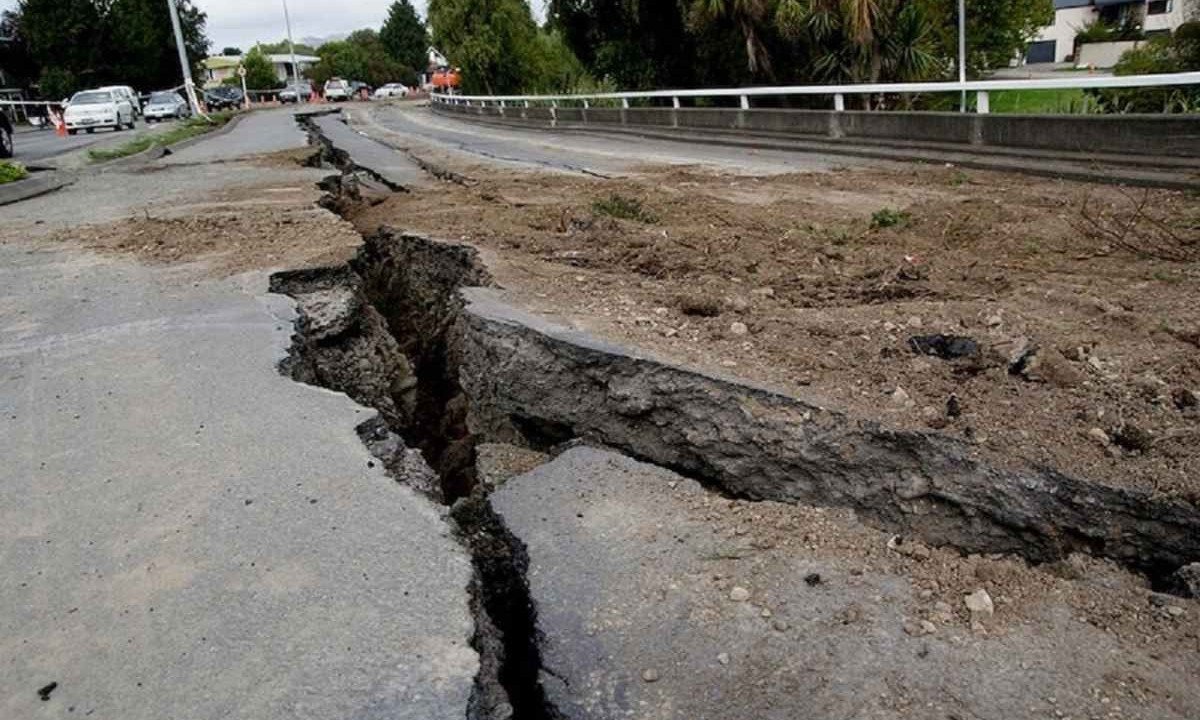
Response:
[1147,0,1170,14]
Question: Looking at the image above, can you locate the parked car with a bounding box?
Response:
[63,89,135,134]
[372,83,409,100]
[99,85,141,117]
[0,111,13,158]
[203,86,244,111]
[279,82,313,104]
[348,81,371,99]
[323,78,350,102]
[143,91,190,122]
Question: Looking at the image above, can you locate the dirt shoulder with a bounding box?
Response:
[348,159,1200,500]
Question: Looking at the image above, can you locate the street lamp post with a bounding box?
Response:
[958,0,967,112]
[281,0,300,88]
[166,0,201,114]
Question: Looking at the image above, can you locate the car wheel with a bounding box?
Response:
[0,126,12,158]
[68,129,78,136]
[86,128,95,134]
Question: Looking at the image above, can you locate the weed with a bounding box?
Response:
[870,208,911,230]
[0,161,29,184]
[592,193,658,223]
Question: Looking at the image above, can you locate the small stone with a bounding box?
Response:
[1087,427,1110,446]
[653,306,670,316]
[919,619,938,635]
[729,321,749,336]
[751,286,775,297]
[729,586,751,602]
[890,386,913,407]
[716,652,730,665]
[772,619,789,632]
[985,313,1003,327]
[661,327,678,338]
[804,573,822,586]
[1168,562,1200,598]
[946,394,963,418]
[641,668,660,683]
[1166,606,1185,617]
[907,316,923,328]
[964,589,994,618]
[760,607,772,618]
[492,702,515,720]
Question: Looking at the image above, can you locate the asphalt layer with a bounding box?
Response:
[362,103,870,176]
[492,447,1200,720]
[0,108,478,718]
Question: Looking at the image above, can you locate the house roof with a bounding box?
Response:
[266,54,320,65]
[203,56,241,70]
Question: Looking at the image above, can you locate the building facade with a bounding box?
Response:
[1027,0,1195,64]
[202,54,321,88]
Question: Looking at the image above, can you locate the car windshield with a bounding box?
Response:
[72,91,113,105]
[150,92,177,103]
[327,81,346,88]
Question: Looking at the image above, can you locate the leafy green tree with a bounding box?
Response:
[308,29,411,86]
[224,47,281,89]
[1091,21,1200,112]
[689,0,776,76]
[918,0,1052,75]
[17,0,104,90]
[0,10,39,89]
[549,0,703,89]
[104,0,210,91]
[222,46,243,56]
[11,0,209,96]
[380,0,428,73]
[429,0,550,93]
[257,40,318,56]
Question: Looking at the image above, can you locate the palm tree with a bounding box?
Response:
[691,0,775,77]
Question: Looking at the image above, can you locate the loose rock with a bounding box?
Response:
[729,586,751,602]
[729,321,749,337]
[642,668,660,683]
[964,589,994,618]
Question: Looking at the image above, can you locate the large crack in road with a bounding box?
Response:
[266,113,1200,719]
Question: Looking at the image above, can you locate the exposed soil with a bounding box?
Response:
[347,162,1200,500]
[42,152,362,275]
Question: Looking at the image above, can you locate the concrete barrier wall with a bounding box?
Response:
[435,102,1200,157]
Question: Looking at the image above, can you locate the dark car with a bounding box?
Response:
[0,111,12,159]
[203,86,244,111]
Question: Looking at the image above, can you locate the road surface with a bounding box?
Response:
[0,107,478,719]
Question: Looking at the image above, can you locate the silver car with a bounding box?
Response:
[143,91,190,122]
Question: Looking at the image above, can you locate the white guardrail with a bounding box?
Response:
[431,71,1200,114]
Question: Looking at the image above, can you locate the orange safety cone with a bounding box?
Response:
[50,108,66,137]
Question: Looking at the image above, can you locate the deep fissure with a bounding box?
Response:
[270,124,1200,715]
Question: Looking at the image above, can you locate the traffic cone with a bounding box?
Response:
[50,109,66,137]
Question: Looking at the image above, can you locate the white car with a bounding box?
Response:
[64,90,135,134]
[143,91,190,122]
[323,78,350,102]
[99,85,141,117]
[372,83,409,100]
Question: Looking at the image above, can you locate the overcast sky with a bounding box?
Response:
[0,0,547,54]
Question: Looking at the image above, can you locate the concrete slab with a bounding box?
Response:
[491,446,1200,720]
[0,242,477,718]
[163,108,308,165]
[312,113,433,190]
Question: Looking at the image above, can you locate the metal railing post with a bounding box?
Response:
[672,96,680,109]
[834,93,845,112]
[976,91,990,114]
[739,95,750,110]
[621,98,629,109]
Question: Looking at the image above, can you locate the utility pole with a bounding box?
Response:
[958,0,967,112]
[281,0,300,88]
[166,0,202,114]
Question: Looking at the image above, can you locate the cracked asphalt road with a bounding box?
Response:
[0,107,478,719]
